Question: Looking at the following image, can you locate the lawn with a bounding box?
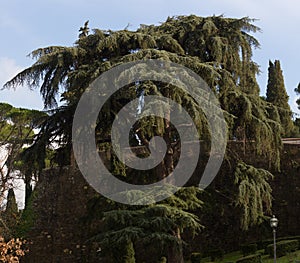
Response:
[196,249,300,263]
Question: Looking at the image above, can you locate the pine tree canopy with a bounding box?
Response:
[0,103,47,208]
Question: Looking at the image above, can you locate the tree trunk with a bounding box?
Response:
[24,175,32,208]
[167,228,184,263]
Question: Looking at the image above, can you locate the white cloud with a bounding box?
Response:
[0,57,43,110]
[0,57,22,84]
[1,0,299,113]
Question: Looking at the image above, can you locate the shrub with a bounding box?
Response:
[258,236,300,251]
[240,244,257,256]
[265,239,299,258]
[190,252,202,263]
[0,236,27,262]
[236,253,261,263]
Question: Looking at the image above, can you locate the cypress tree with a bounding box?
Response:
[6,189,18,214]
[4,188,19,232]
[266,60,294,137]
[295,82,300,110]
[293,83,300,136]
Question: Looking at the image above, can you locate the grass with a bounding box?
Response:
[260,250,300,263]
[194,249,300,263]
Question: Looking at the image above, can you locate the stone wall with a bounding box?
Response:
[21,143,300,262]
[22,166,98,263]
[272,144,300,237]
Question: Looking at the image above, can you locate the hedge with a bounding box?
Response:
[236,253,261,263]
[257,235,300,250]
[265,239,299,258]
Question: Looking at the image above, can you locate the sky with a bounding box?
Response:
[0,0,300,115]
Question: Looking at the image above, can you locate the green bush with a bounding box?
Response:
[278,235,300,242]
[265,239,299,258]
[191,252,202,263]
[258,236,300,250]
[240,244,257,256]
[236,253,261,263]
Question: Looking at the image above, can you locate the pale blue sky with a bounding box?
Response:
[1,0,299,114]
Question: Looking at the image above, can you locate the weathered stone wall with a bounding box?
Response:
[21,143,300,262]
[22,166,98,263]
[272,144,300,237]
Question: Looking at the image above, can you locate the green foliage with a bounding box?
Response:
[0,102,41,144]
[266,60,288,106]
[236,253,261,263]
[0,102,46,205]
[112,240,136,263]
[266,60,294,137]
[295,82,300,110]
[256,236,300,252]
[3,189,19,233]
[2,15,289,258]
[241,244,258,257]
[234,162,273,230]
[265,240,299,258]
[294,118,300,136]
[4,14,284,171]
[87,186,203,261]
